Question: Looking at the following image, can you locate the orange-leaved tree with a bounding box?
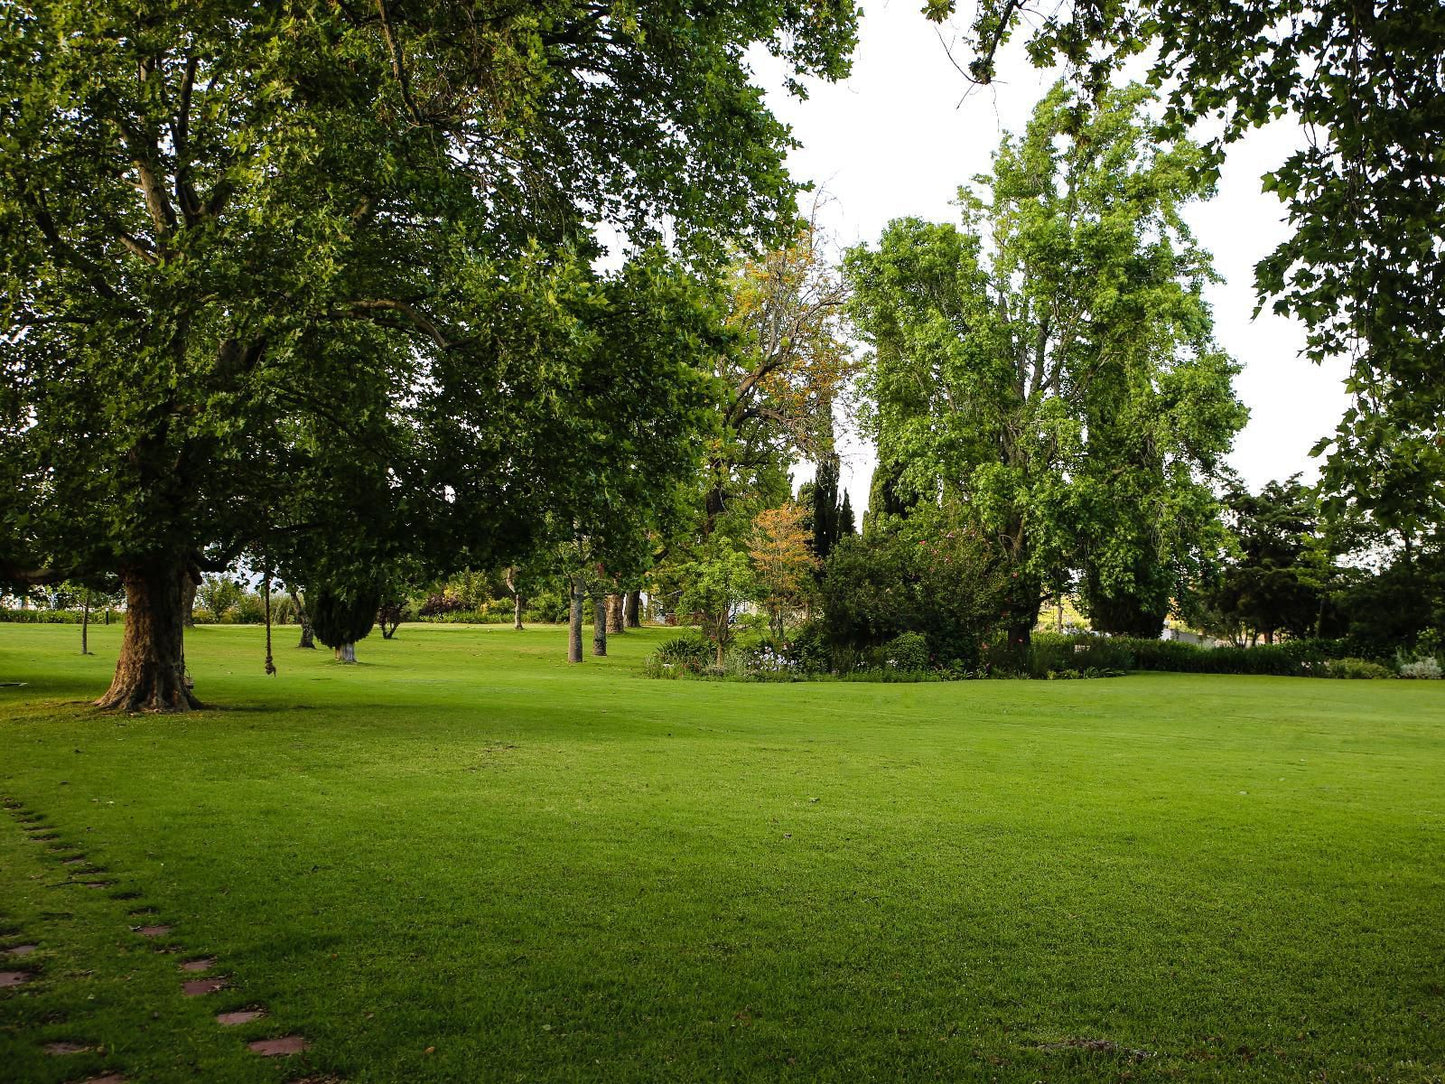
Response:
[749,502,818,641]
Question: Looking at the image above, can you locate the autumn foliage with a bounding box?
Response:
[750,503,818,640]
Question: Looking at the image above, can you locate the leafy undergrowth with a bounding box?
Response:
[1,623,1443,1082]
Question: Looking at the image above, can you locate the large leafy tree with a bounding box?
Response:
[846,83,1245,643]
[0,0,858,709]
[927,0,1445,544]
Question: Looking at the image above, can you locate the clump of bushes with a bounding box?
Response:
[641,635,714,678]
[783,622,832,674]
[0,609,88,623]
[820,511,1011,670]
[1323,657,1395,679]
[418,593,469,617]
[883,631,930,672]
[1398,656,1443,679]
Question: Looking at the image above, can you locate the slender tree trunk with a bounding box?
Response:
[334,643,357,664]
[290,588,315,649]
[96,562,199,712]
[606,593,625,634]
[625,590,641,628]
[505,567,524,630]
[263,577,276,675]
[81,589,91,655]
[568,577,584,663]
[592,586,607,656]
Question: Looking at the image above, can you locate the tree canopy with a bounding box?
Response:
[846,83,1245,641]
[926,0,1445,544]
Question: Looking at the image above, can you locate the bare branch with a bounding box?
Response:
[340,299,449,349]
[22,190,120,301]
[375,0,425,125]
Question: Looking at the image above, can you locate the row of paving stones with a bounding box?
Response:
[2,795,320,1082]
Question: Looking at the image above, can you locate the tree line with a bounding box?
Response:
[2,2,1440,706]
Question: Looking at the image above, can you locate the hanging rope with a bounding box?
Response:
[263,561,276,676]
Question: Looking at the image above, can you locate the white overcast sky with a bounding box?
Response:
[750,0,1350,515]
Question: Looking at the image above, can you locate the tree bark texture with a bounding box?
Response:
[568,577,585,663]
[606,593,625,634]
[334,642,357,663]
[624,590,641,627]
[591,587,607,656]
[290,588,316,648]
[181,571,197,628]
[96,562,200,712]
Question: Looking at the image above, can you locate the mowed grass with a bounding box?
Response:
[0,623,1442,1083]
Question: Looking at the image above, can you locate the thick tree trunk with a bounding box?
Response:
[334,642,357,664]
[568,578,584,663]
[592,587,608,656]
[606,593,625,634]
[624,590,641,628]
[290,588,316,649]
[96,563,199,712]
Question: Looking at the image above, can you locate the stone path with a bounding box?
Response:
[1,795,321,1082]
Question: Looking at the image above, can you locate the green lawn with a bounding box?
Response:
[0,622,1442,1083]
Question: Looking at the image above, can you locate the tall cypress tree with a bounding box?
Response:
[839,492,856,539]
[810,455,855,562]
[811,457,841,562]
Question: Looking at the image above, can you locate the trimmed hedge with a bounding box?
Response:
[1023,633,1392,677]
[0,609,104,624]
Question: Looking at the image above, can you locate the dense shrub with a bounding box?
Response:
[883,631,930,672]
[418,593,469,617]
[1130,641,1299,676]
[525,590,570,625]
[822,514,1008,668]
[1398,655,1443,679]
[783,622,832,674]
[0,608,87,623]
[1020,633,1374,678]
[642,635,713,678]
[1323,657,1394,679]
[1011,634,1134,676]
